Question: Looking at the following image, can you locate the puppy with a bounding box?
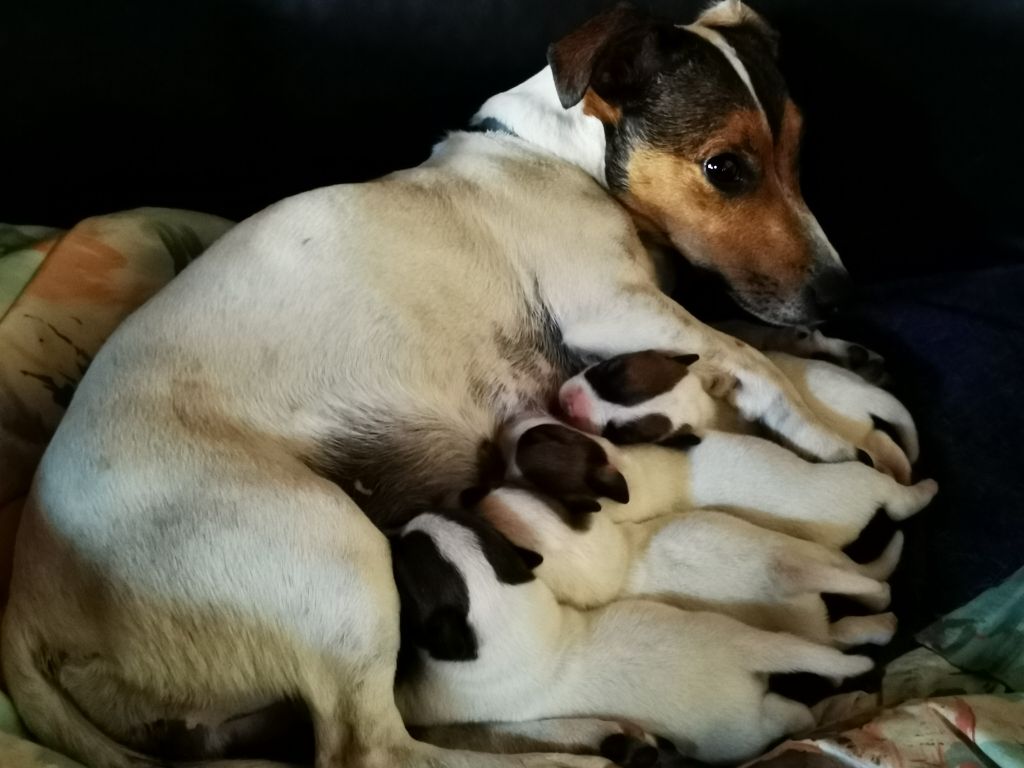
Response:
[766,351,918,483]
[391,511,873,764]
[559,348,919,482]
[505,417,936,549]
[480,485,898,648]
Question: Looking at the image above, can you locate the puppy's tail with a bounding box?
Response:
[741,631,873,680]
[1,626,291,768]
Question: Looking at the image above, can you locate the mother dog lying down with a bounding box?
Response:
[3,2,890,767]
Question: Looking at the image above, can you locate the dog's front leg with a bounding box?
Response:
[714,319,888,384]
[557,287,858,462]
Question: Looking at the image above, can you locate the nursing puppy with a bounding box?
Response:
[391,511,873,764]
[3,4,886,767]
[505,418,936,549]
[559,347,919,482]
[479,485,898,648]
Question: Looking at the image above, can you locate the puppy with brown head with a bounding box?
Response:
[502,419,630,522]
[547,0,850,325]
[558,350,716,443]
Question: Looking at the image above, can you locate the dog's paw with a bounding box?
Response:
[807,332,889,385]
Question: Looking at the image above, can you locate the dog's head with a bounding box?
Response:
[549,0,850,325]
[559,351,716,443]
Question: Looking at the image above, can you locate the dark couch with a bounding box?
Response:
[3,0,1022,638]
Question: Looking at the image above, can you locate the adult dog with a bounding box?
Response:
[3,2,873,766]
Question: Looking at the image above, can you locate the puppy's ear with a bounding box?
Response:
[512,545,545,570]
[671,353,700,367]
[603,414,673,445]
[588,463,629,504]
[660,425,703,451]
[547,5,672,111]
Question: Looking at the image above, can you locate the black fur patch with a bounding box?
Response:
[710,23,787,140]
[660,428,703,451]
[127,699,314,764]
[391,529,477,675]
[604,414,674,444]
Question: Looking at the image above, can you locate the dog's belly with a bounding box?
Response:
[307,327,577,527]
[52,178,584,529]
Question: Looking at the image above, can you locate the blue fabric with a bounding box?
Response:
[830,266,1024,637]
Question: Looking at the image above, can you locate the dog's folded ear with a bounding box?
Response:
[547,4,679,112]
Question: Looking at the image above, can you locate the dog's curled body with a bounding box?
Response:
[2,136,651,768]
[2,3,886,764]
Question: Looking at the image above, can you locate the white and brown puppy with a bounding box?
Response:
[504,417,936,550]
[559,346,919,482]
[480,484,898,649]
[3,4,885,767]
[391,511,873,765]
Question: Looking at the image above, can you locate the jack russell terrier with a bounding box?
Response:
[3,3,901,766]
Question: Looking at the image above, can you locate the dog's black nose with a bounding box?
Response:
[810,267,855,316]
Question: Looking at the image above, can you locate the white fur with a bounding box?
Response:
[482,487,899,647]
[606,432,936,548]
[3,12,864,768]
[767,351,920,472]
[394,514,872,764]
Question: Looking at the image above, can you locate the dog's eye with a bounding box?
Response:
[703,153,748,194]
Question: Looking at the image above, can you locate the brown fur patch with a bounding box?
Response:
[515,424,629,513]
[621,107,813,297]
[582,88,622,124]
[585,350,694,406]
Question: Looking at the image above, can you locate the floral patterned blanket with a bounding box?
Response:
[0,210,1021,768]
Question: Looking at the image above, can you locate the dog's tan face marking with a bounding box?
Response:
[621,102,813,304]
[582,89,621,124]
[548,2,850,325]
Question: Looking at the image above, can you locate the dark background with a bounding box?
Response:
[2,0,1023,281]
[2,0,1023,638]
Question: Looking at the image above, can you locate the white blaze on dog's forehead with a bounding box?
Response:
[681,22,768,129]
